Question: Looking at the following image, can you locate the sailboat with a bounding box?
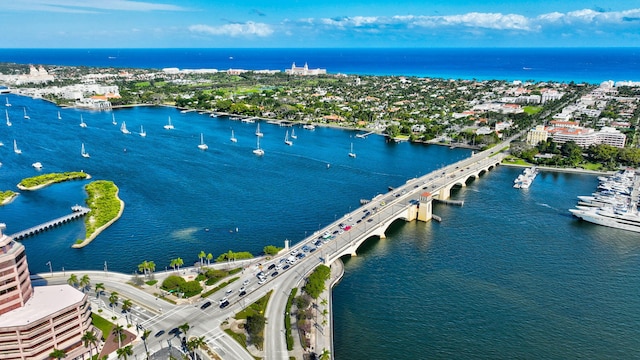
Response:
[139,125,146,137]
[348,142,356,158]
[255,123,263,137]
[5,98,11,107]
[23,108,30,120]
[197,133,208,150]
[112,113,117,125]
[81,143,90,158]
[57,111,62,120]
[284,130,293,146]
[290,128,297,139]
[253,136,264,156]
[13,139,21,154]
[164,116,174,129]
[79,115,87,128]
[6,109,11,127]
[230,129,237,143]
[120,121,131,134]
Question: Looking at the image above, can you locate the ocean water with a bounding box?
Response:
[1,95,639,359]
[1,48,640,84]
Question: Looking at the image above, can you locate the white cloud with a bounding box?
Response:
[537,8,640,25]
[4,0,187,13]
[189,22,274,37]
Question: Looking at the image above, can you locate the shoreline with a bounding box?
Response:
[72,192,125,249]
[1,192,19,206]
[17,172,92,191]
[501,162,615,175]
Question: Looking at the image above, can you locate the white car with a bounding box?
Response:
[225,289,233,295]
[243,279,250,286]
[258,278,266,285]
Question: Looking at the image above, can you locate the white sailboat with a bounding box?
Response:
[5,98,11,107]
[139,125,146,137]
[120,121,131,134]
[164,116,174,130]
[255,123,263,137]
[284,130,293,146]
[57,111,62,120]
[81,143,90,158]
[112,113,117,125]
[230,129,237,143]
[197,133,208,150]
[79,115,87,128]
[13,139,21,154]
[23,108,29,120]
[348,142,356,158]
[253,136,264,156]
[6,109,11,127]
[290,128,297,139]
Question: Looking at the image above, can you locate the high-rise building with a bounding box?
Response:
[0,224,98,360]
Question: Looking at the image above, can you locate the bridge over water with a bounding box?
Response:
[9,205,90,240]
[284,145,507,265]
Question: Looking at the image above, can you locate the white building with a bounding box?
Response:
[285,63,326,76]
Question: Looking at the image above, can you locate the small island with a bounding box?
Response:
[72,180,124,249]
[0,190,19,205]
[17,171,91,191]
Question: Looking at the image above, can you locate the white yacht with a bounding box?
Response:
[164,116,174,130]
[253,136,264,156]
[81,143,90,158]
[120,121,131,134]
[303,124,315,130]
[32,162,43,170]
[348,143,356,158]
[570,205,640,233]
[284,130,293,146]
[197,133,208,150]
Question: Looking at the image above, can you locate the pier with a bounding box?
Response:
[9,205,90,240]
[355,131,375,138]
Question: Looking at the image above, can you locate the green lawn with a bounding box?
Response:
[523,106,542,115]
[91,313,113,341]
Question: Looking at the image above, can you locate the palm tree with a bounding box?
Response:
[109,291,119,314]
[206,253,213,266]
[188,336,206,360]
[147,260,156,277]
[141,329,152,359]
[112,324,125,349]
[198,250,206,268]
[178,322,190,341]
[116,345,133,360]
[121,299,133,313]
[170,258,184,272]
[94,282,105,299]
[319,348,331,360]
[67,273,78,288]
[81,330,99,359]
[79,274,91,292]
[49,348,66,359]
[138,261,149,276]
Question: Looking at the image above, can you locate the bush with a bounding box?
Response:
[162,275,186,291]
[302,265,330,299]
[263,245,282,256]
[215,250,253,262]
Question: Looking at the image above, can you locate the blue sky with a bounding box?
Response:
[2,0,640,48]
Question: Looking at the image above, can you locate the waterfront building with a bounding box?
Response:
[285,62,327,76]
[546,126,626,148]
[526,125,549,146]
[0,224,97,360]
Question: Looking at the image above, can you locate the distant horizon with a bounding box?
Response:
[2,46,640,50]
[3,1,640,48]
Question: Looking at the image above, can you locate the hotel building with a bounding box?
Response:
[0,224,97,360]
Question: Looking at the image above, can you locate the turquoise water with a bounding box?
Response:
[2,95,640,359]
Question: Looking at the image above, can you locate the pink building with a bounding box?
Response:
[0,224,97,360]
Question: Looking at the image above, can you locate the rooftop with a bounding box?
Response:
[0,285,85,328]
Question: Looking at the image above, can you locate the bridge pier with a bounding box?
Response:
[418,192,433,222]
